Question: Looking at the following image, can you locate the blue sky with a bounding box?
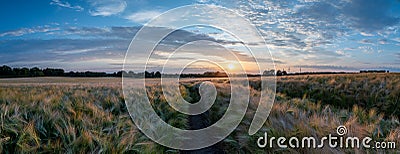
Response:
[0,0,399,72]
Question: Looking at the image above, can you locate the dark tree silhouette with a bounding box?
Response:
[282,70,287,76]
[155,71,161,78]
[43,68,65,76]
[29,67,44,77]
[0,65,13,76]
[276,70,283,76]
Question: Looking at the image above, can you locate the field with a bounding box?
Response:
[0,74,399,153]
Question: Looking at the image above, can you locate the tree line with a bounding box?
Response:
[5,65,367,78]
[1,65,252,78]
[0,65,129,78]
[0,65,173,78]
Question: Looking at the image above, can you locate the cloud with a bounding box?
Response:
[63,26,145,40]
[335,50,347,56]
[0,24,283,72]
[61,26,214,42]
[191,0,400,72]
[294,0,400,34]
[0,38,129,71]
[65,27,111,35]
[89,0,127,16]
[50,0,84,11]
[125,10,162,23]
[358,46,374,54]
[0,26,60,37]
[393,38,400,43]
[201,0,400,48]
[0,26,238,71]
[0,25,220,44]
[342,0,400,33]
[358,39,375,45]
[378,39,388,45]
[204,0,347,53]
[360,32,374,36]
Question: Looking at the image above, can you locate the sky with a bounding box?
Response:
[0,0,400,73]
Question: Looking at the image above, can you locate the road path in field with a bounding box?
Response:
[180,83,225,154]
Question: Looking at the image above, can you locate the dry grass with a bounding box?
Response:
[0,74,399,153]
[221,74,400,153]
[0,80,175,153]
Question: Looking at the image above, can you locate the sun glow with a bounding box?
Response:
[227,63,235,70]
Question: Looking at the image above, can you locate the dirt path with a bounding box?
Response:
[180,83,225,154]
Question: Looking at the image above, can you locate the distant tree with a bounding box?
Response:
[144,71,155,78]
[263,69,275,76]
[117,71,128,77]
[43,68,65,76]
[0,65,13,76]
[12,68,21,76]
[83,71,107,77]
[276,70,283,76]
[21,68,29,76]
[29,67,44,77]
[155,71,161,78]
[66,71,75,77]
[0,65,176,78]
[128,71,135,77]
[117,71,123,77]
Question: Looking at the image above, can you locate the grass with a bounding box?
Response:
[0,74,399,153]
[276,73,400,116]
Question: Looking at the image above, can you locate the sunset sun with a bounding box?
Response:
[227,63,235,70]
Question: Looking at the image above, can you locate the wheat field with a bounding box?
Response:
[0,74,399,153]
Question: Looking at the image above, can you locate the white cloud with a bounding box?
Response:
[392,38,400,43]
[358,39,375,45]
[50,0,84,11]
[89,0,127,16]
[359,46,374,54]
[378,39,388,45]
[125,10,162,23]
[196,0,211,3]
[0,26,60,37]
[335,50,345,55]
[360,32,375,36]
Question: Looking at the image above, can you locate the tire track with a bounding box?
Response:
[180,83,225,154]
